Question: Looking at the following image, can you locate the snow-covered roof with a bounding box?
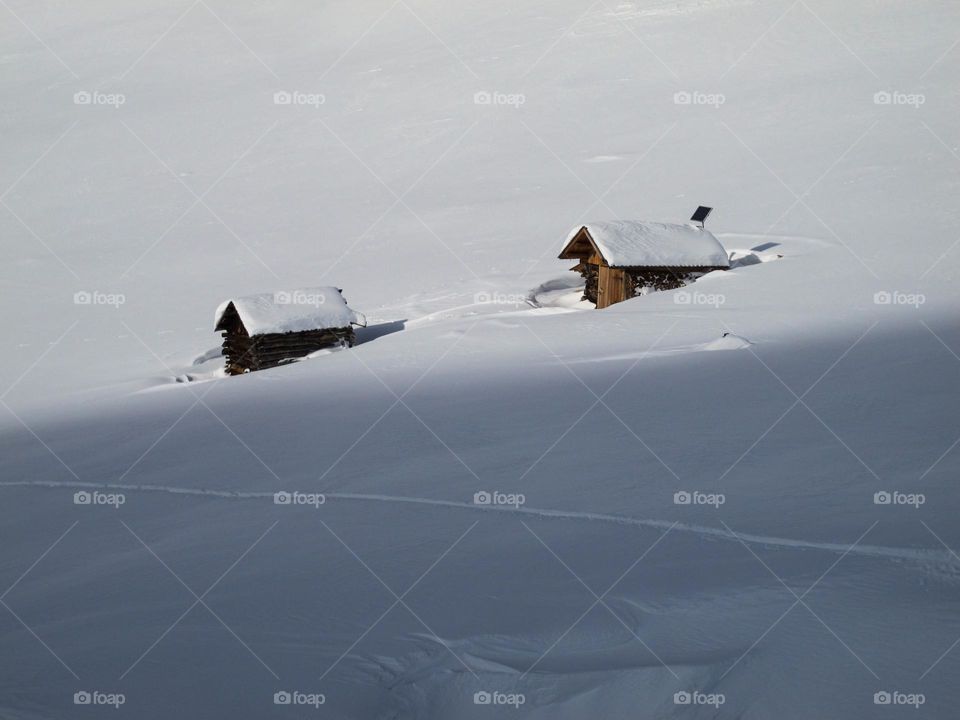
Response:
[561,221,730,268]
[214,287,366,336]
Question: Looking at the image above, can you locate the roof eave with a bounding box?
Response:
[606,263,730,270]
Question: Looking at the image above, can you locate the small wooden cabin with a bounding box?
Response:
[558,221,730,309]
[214,287,366,374]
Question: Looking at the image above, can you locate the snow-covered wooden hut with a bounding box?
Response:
[214,287,366,374]
[558,221,730,309]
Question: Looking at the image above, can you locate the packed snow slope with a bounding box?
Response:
[2,0,960,718]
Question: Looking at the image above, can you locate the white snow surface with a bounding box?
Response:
[2,0,960,718]
[214,287,366,336]
[564,220,730,267]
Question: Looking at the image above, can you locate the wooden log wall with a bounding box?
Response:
[577,263,599,304]
[578,265,727,309]
[627,267,716,294]
[222,327,356,375]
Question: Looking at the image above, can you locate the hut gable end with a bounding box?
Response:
[214,301,246,336]
[558,220,730,309]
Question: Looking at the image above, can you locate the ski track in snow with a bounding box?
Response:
[2,479,953,569]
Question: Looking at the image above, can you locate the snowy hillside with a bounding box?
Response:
[2,0,959,717]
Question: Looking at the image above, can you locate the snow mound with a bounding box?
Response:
[564,221,730,268]
[728,248,783,268]
[530,275,593,310]
[214,287,366,336]
[702,333,753,350]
